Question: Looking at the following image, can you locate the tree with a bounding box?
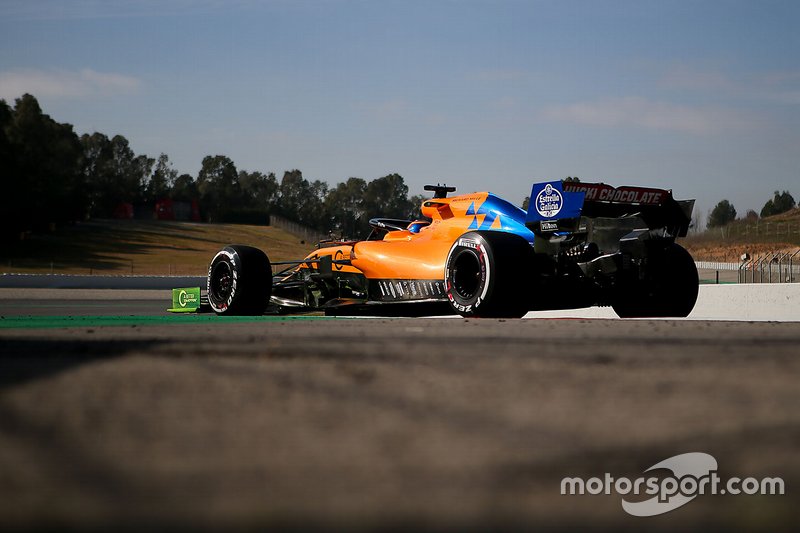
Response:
[305,180,329,229]
[274,170,329,229]
[130,153,155,201]
[276,169,309,219]
[109,135,152,204]
[81,133,152,217]
[521,196,529,210]
[0,101,16,234]
[2,94,83,233]
[197,155,240,222]
[407,194,427,219]
[81,132,113,216]
[238,170,278,210]
[325,177,367,237]
[363,173,412,220]
[760,190,796,218]
[171,173,198,202]
[707,199,737,228]
[0,92,455,235]
[146,153,177,203]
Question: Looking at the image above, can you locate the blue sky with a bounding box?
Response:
[1,0,798,221]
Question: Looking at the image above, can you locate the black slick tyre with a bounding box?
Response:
[444,231,533,318]
[207,245,271,316]
[612,243,699,318]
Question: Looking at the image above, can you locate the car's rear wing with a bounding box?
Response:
[525,180,694,238]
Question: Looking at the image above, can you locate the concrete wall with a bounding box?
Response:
[527,284,800,321]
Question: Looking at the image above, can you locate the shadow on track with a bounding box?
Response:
[0,339,163,389]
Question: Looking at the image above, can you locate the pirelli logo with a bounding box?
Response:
[373,279,447,301]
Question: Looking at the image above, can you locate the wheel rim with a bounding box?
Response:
[210,260,234,304]
[452,250,482,300]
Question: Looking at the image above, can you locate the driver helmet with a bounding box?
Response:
[407,220,430,234]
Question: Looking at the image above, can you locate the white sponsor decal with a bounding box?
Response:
[561,452,785,517]
[178,289,197,307]
[541,221,558,231]
[535,183,563,218]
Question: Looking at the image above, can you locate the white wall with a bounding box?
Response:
[525,284,800,321]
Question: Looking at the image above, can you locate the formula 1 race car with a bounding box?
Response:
[202,180,698,318]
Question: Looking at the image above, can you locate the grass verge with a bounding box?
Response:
[2,220,314,275]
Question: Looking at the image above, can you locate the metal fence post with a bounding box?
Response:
[767,254,773,282]
[777,252,788,283]
[768,253,773,283]
[790,250,800,283]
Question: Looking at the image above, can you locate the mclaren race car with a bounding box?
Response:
[200,181,698,318]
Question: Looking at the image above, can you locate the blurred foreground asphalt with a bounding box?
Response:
[0,314,798,531]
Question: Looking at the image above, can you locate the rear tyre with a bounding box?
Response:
[207,245,271,316]
[445,231,533,318]
[612,243,698,318]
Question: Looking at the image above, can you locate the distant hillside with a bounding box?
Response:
[681,207,800,262]
[2,220,313,275]
[5,215,798,273]
[766,206,800,223]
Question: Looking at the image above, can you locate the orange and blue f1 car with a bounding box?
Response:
[203,181,699,318]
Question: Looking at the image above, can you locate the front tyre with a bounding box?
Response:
[207,245,271,316]
[445,231,533,318]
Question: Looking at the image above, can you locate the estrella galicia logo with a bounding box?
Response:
[535,183,563,218]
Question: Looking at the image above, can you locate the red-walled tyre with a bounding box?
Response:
[444,231,534,318]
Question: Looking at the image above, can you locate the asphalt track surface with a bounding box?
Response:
[0,289,798,531]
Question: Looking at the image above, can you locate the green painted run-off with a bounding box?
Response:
[0,314,332,330]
